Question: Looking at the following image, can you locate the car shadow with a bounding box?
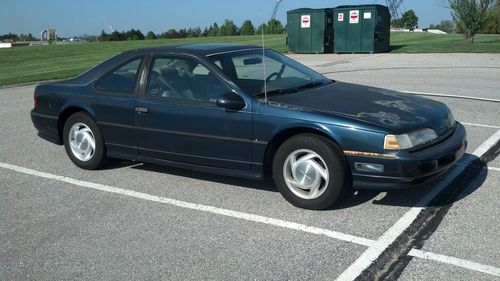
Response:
[105,154,487,210]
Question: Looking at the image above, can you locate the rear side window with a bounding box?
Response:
[95,57,143,94]
[146,56,229,103]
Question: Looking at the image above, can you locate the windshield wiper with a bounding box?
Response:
[255,88,296,98]
[255,81,329,98]
[297,81,325,90]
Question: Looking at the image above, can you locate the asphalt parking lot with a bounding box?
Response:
[1,53,499,280]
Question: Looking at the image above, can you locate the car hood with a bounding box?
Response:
[268,81,452,135]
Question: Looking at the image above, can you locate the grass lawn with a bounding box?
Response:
[1,32,499,86]
[390,32,500,53]
[0,35,287,86]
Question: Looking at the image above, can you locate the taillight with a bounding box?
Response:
[34,96,38,109]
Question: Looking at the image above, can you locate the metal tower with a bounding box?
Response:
[385,0,404,19]
[271,0,284,19]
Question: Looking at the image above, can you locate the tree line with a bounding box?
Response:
[390,1,500,42]
[0,33,38,41]
[98,19,284,41]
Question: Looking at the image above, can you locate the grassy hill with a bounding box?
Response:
[1,32,499,86]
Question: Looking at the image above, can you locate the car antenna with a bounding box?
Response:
[261,14,268,104]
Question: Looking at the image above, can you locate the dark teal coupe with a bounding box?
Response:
[31,43,466,209]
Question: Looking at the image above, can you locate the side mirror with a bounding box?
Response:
[216,92,246,111]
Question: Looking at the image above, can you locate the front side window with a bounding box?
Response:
[209,50,331,96]
[95,57,143,94]
[146,56,229,103]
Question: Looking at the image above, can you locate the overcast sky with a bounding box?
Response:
[1,0,452,37]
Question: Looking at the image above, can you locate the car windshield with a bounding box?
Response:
[207,49,332,97]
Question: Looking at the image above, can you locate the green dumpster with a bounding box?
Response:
[333,5,391,53]
[287,8,334,54]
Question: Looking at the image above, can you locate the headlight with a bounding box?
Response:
[384,128,438,150]
[445,111,456,130]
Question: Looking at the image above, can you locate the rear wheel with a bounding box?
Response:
[273,134,349,210]
[63,112,108,170]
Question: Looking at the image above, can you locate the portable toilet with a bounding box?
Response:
[287,8,334,53]
[333,5,391,53]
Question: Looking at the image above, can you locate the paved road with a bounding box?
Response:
[1,54,499,280]
[290,53,500,100]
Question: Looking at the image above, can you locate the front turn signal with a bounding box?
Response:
[384,135,400,150]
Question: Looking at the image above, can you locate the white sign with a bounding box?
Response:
[349,10,359,24]
[364,12,372,19]
[338,13,344,22]
[301,15,311,28]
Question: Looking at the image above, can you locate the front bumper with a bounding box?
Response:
[349,123,467,190]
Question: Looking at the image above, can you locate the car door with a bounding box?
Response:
[134,54,253,170]
[92,55,145,158]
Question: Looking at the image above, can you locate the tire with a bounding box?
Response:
[272,134,349,210]
[63,112,108,170]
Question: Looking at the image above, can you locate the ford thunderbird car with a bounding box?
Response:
[31,43,466,209]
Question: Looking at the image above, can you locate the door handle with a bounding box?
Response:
[135,106,149,113]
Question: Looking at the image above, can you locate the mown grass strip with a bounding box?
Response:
[1,33,499,86]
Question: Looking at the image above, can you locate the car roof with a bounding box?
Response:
[125,43,262,57]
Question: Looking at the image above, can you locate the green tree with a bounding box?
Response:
[188,27,202,37]
[240,20,255,35]
[98,30,109,41]
[439,20,455,33]
[482,0,500,33]
[0,33,19,41]
[428,20,455,33]
[178,28,188,38]
[401,10,419,29]
[391,18,404,28]
[201,27,209,37]
[164,29,180,39]
[18,33,37,41]
[266,18,284,34]
[446,0,495,42]
[256,23,268,34]
[146,31,157,40]
[218,19,238,36]
[207,23,219,37]
[110,31,126,41]
[134,29,145,40]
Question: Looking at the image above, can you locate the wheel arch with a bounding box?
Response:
[262,124,347,177]
[57,105,95,144]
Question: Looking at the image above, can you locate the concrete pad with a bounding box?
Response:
[399,257,497,281]
[1,169,366,280]
[420,171,500,268]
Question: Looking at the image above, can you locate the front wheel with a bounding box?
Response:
[273,134,349,210]
[63,112,108,170]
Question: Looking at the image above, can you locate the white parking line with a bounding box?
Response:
[2,133,499,278]
[488,166,500,172]
[462,122,500,129]
[336,129,500,281]
[472,129,500,157]
[0,162,375,248]
[403,90,500,103]
[408,249,500,277]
